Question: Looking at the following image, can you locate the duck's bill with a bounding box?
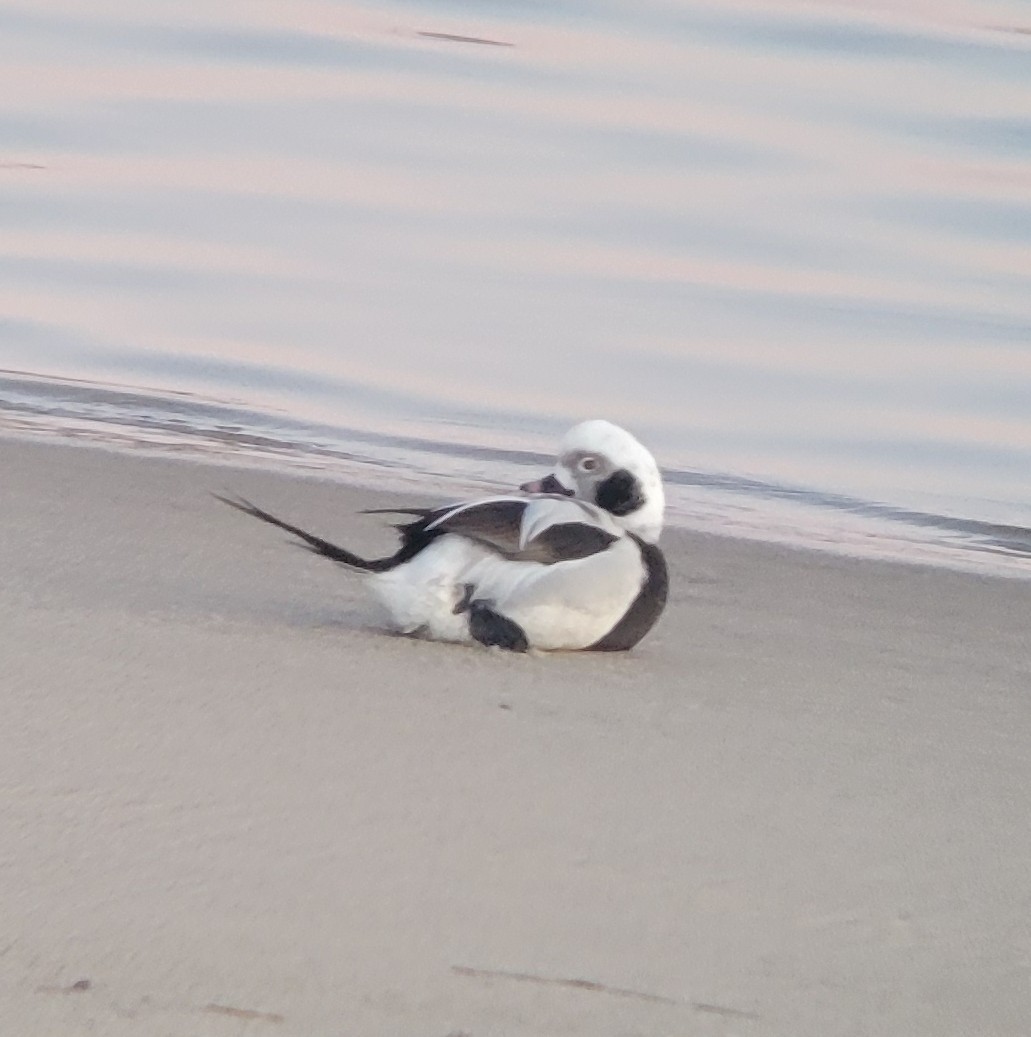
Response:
[520,473,574,496]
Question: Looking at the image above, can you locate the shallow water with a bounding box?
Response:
[2,0,1030,575]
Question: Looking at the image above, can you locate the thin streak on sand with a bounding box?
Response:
[204,1003,285,1023]
[36,980,92,994]
[452,965,760,1018]
[452,964,679,1004]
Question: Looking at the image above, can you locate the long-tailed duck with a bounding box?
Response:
[218,420,667,652]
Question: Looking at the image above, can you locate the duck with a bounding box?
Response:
[218,420,667,652]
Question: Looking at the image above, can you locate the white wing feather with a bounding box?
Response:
[517,496,615,549]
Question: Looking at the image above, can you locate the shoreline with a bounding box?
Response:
[3,436,1030,1036]
[2,404,1030,581]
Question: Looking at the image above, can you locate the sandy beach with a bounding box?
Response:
[2,436,1030,1036]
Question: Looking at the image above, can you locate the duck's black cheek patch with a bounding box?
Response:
[595,469,645,516]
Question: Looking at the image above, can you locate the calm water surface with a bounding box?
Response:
[2,0,1030,574]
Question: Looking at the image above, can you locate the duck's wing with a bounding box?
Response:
[219,491,620,574]
[419,494,619,564]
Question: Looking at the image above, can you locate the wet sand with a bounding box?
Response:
[2,437,1030,1035]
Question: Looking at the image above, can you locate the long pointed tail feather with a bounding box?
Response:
[214,494,394,572]
[358,506,435,533]
[359,507,431,517]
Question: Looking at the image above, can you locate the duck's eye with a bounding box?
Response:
[579,456,599,473]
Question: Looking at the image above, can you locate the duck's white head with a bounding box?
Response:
[521,419,665,543]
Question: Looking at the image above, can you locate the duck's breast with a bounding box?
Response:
[478,536,647,651]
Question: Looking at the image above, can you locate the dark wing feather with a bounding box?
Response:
[427,499,617,565]
[427,499,528,555]
[523,522,617,563]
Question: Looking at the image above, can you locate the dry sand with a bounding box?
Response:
[2,437,1030,1036]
